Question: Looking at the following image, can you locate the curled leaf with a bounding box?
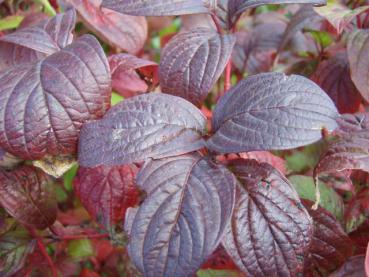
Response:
[0,35,111,160]
[223,159,313,276]
[78,93,207,167]
[0,166,57,229]
[159,28,235,106]
[125,154,236,277]
[207,72,338,154]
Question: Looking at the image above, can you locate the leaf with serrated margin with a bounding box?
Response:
[68,0,147,54]
[222,159,313,276]
[0,9,76,71]
[159,28,235,106]
[78,93,206,167]
[302,199,353,275]
[125,153,236,277]
[347,29,369,102]
[314,113,369,181]
[0,166,57,229]
[74,164,139,230]
[312,52,362,114]
[207,72,338,154]
[101,0,210,16]
[0,35,111,160]
[0,224,35,277]
[278,5,323,52]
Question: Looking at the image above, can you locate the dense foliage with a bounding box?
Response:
[0,0,369,276]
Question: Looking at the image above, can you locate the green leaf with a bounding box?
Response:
[33,0,56,16]
[197,269,242,277]
[0,16,24,31]
[0,225,35,277]
[306,29,333,49]
[67,239,94,260]
[289,175,344,220]
[111,92,124,106]
[63,164,78,191]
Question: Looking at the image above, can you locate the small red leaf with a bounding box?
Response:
[0,166,57,229]
[74,164,139,229]
[330,255,366,276]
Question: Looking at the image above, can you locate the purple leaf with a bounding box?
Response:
[125,153,236,277]
[159,28,235,106]
[0,35,111,160]
[101,0,210,16]
[347,29,369,102]
[314,113,369,180]
[74,164,139,230]
[222,159,313,276]
[0,166,57,229]
[312,52,362,114]
[278,5,323,52]
[207,72,338,154]
[302,199,353,274]
[109,53,158,98]
[0,9,76,71]
[68,0,147,54]
[330,255,366,277]
[78,93,206,167]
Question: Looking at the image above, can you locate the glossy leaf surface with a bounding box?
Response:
[125,154,236,277]
[159,28,235,106]
[207,72,338,154]
[0,166,57,229]
[74,164,139,229]
[223,159,313,276]
[68,0,147,54]
[0,35,111,160]
[78,93,206,167]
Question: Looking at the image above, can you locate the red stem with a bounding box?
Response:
[48,225,108,240]
[28,228,58,277]
[224,59,232,93]
[364,11,369,28]
[357,14,362,28]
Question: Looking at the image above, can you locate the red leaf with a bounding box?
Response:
[330,255,366,276]
[0,166,57,229]
[302,199,353,274]
[201,245,239,270]
[223,159,313,276]
[239,151,286,174]
[350,220,369,255]
[68,0,147,54]
[109,53,158,98]
[74,164,139,229]
[312,52,362,114]
[345,188,369,233]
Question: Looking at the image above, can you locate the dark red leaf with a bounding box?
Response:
[125,153,236,276]
[314,114,369,183]
[330,255,366,277]
[101,0,210,16]
[239,151,286,174]
[74,164,139,229]
[302,199,353,275]
[0,166,57,229]
[349,220,369,255]
[109,53,158,98]
[312,52,362,114]
[0,9,76,71]
[223,159,313,276]
[201,245,240,270]
[207,72,338,154]
[347,29,369,102]
[68,0,147,54]
[159,28,235,106]
[0,35,111,160]
[345,188,369,233]
[78,93,206,167]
